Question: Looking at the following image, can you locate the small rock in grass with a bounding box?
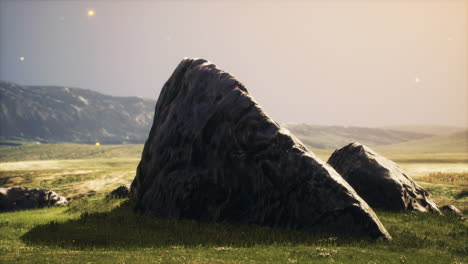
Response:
[440,205,464,220]
[108,184,131,198]
[0,187,67,212]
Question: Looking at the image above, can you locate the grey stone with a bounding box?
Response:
[131,58,391,239]
[109,184,131,198]
[327,142,440,213]
[441,205,464,219]
[0,187,67,212]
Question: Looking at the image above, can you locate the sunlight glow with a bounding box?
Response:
[87,10,95,17]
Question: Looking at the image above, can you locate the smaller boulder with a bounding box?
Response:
[441,205,464,220]
[108,184,131,198]
[0,187,68,212]
[327,142,440,213]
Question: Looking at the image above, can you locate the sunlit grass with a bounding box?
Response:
[0,159,138,198]
[0,144,467,263]
[0,144,143,162]
[0,196,466,264]
[420,172,468,185]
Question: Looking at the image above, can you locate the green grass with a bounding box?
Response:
[0,159,138,198]
[0,144,467,263]
[0,196,466,264]
[0,144,144,162]
[1,142,466,164]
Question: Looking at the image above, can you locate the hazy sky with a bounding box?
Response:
[1,0,466,127]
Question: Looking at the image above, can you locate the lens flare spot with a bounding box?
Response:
[88,10,95,17]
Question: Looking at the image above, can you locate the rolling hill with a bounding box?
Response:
[381,125,466,136]
[283,123,430,150]
[0,80,156,144]
[375,130,468,153]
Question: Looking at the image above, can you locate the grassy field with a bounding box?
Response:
[0,144,144,162]
[0,196,466,263]
[0,144,467,263]
[0,158,139,198]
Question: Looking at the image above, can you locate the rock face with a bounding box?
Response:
[108,184,131,198]
[0,187,68,212]
[327,142,440,213]
[441,205,464,219]
[131,58,391,239]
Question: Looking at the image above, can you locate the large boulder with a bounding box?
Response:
[131,58,391,239]
[0,187,68,212]
[327,142,440,213]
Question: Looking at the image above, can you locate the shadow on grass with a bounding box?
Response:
[21,199,466,251]
[21,200,371,249]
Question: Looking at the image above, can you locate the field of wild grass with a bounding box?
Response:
[0,195,466,263]
[0,158,139,199]
[0,144,467,263]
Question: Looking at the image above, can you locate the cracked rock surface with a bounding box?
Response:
[131,58,391,239]
[328,142,440,213]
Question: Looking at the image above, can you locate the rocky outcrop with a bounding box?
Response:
[108,184,131,198]
[441,205,464,219]
[327,142,440,213]
[131,58,391,239]
[0,187,67,212]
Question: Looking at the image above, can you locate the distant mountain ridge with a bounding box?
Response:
[0,80,447,149]
[0,80,156,144]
